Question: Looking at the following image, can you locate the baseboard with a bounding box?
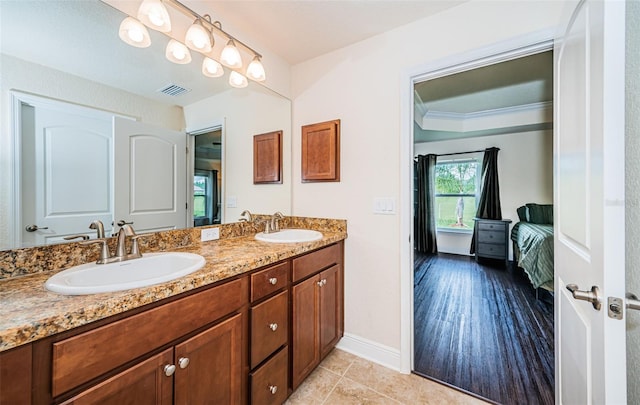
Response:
[335,333,404,373]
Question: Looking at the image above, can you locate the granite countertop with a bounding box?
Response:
[0,231,346,352]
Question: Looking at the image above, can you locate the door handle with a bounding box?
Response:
[25,224,49,232]
[626,293,640,311]
[115,220,134,227]
[566,284,602,310]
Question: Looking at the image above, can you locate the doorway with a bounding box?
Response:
[410,49,554,404]
[188,126,223,227]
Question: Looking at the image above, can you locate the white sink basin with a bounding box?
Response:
[45,252,206,295]
[255,229,323,243]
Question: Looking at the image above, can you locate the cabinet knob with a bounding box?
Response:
[164,364,176,376]
[269,323,278,332]
[178,357,190,369]
[269,277,278,285]
[317,279,327,287]
[269,385,278,395]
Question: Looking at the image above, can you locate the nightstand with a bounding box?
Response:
[473,218,512,267]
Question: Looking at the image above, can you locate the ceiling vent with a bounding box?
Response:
[158,84,191,97]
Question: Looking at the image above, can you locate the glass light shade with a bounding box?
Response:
[221,39,242,68]
[137,0,171,32]
[229,71,248,88]
[118,17,151,48]
[246,56,266,82]
[185,22,212,52]
[165,40,192,64]
[202,58,224,78]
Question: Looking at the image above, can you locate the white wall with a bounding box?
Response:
[0,54,184,249]
[183,85,292,222]
[291,0,564,366]
[415,130,554,257]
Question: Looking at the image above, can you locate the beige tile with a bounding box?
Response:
[284,389,325,405]
[344,357,489,405]
[319,348,359,376]
[290,365,341,402]
[324,377,402,405]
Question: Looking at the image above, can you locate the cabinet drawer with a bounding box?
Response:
[52,277,248,397]
[251,291,288,369]
[251,262,289,302]
[292,243,341,282]
[478,230,506,244]
[477,243,506,258]
[251,347,288,405]
[477,221,507,232]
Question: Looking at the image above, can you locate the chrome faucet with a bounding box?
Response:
[264,212,285,234]
[89,220,106,239]
[239,210,253,222]
[81,222,142,264]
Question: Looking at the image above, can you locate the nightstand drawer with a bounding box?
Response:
[478,230,506,244]
[477,243,506,258]
[478,222,507,232]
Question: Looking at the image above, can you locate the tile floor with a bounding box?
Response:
[285,349,490,404]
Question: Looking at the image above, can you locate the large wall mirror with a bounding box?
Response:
[0,0,292,250]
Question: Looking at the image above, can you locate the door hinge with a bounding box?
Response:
[186,146,189,154]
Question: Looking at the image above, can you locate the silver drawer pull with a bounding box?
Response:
[178,357,190,369]
[164,364,176,376]
[269,385,278,395]
[268,277,278,285]
[269,323,278,331]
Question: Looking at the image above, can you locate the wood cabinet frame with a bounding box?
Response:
[253,131,283,184]
[301,120,340,182]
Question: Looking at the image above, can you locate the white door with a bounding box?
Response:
[23,105,113,245]
[555,0,626,403]
[114,117,187,234]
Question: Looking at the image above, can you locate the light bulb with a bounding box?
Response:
[229,71,248,88]
[221,39,242,68]
[246,56,266,82]
[137,0,171,32]
[185,22,212,52]
[165,40,192,64]
[118,17,151,48]
[202,58,224,78]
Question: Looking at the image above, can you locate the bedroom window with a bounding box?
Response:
[435,159,479,231]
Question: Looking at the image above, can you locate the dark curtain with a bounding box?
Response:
[211,170,219,224]
[415,154,438,254]
[470,147,502,253]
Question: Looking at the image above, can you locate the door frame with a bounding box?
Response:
[399,30,556,373]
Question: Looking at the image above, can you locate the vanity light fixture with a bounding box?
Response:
[165,39,192,64]
[229,71,248,88]
[118,0,266,88]
[246,56,266,82]
[221,39,243,69]
[202,57,224,77]
[118,17,151,48]
[137,0,171,33]
[185,16,213,53]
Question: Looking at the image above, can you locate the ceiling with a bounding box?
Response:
[414,51,554,143]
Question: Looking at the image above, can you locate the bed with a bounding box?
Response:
[511,203,554,292]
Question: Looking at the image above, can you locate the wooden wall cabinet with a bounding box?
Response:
[301,119,340,182]
[254,131,283,184]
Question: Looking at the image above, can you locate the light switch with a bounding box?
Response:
[373,197,396,215]
[227,196,237,208]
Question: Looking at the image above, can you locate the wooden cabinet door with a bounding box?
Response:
[174,313,243,405]
[291,275,320,389]
[61,349,173,405]
[0,344,32,404]
[319,265,341,359]
[301,119,340,182]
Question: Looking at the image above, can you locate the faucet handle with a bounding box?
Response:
[129,234,145,258]
[80,238,111,264]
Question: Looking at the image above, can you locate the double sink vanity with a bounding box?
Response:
[0,216,346,404]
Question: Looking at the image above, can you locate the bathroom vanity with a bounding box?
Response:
[0,218,346,404]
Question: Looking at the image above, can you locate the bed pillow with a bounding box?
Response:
[517,206,528,222]
[526,203,553,224]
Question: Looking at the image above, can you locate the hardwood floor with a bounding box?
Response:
[413,252,554,405]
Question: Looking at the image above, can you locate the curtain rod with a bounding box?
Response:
[414,147,500,160]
